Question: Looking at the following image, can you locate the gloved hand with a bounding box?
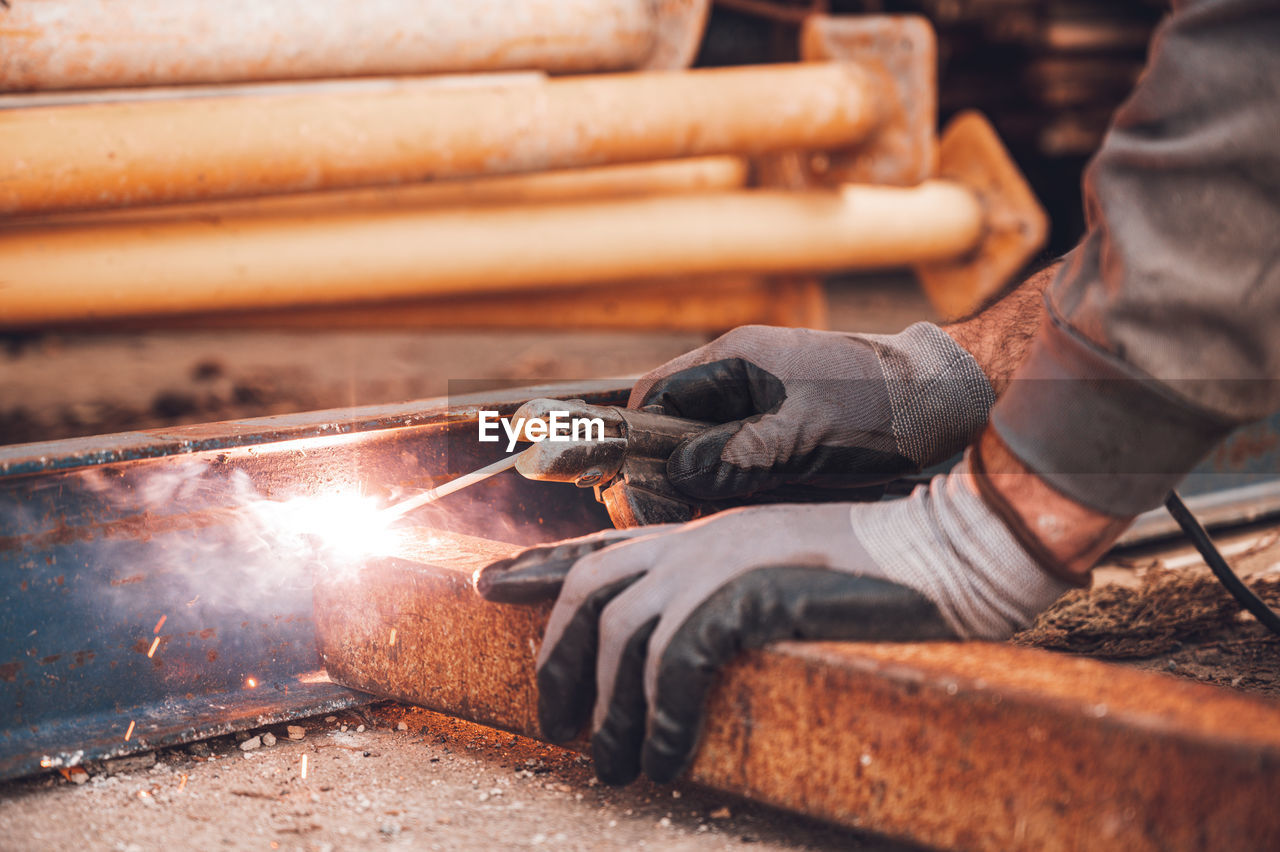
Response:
[629,322,994,499]
[475,457,1070,786]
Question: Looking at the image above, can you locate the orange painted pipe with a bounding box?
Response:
[0,182,984,326]
[0,63,878,216]
[8,157,750,227]
[0,0,709,91]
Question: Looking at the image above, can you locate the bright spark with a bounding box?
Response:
[146,637,160,658]
[389,628,397,647]
[153,615,166,634]
[124,720,135,741]
[178,773,188,791]
[300,754,308,780]
[248,490,399,564]
[40,757,52,768]
[246,677,258,689]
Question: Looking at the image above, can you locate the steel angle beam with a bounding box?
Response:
[0,382,628,780]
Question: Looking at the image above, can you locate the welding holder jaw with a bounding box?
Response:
[510,398,889,528]
[512,398,722,528]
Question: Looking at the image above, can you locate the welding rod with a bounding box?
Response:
[381,453,523,521]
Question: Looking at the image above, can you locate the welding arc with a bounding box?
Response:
[381,453,522,521]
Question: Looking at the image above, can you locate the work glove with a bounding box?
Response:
[475,457,1070,786]
[629,322,995,500]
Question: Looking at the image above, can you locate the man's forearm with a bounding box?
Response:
[942,262,1060,396]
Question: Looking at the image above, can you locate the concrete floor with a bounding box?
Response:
[0,705,920,852]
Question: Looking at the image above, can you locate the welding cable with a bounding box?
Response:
[1165,490,1280,638]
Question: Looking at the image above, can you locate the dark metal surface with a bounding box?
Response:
[0,381,624,780]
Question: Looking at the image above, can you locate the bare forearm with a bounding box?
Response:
[943,261,1060,396]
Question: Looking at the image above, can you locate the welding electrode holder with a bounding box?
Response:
[511,398,885,528]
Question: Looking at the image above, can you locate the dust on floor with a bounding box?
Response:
[0,704,921,852]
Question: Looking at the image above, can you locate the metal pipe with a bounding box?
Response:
[6,156,750,227]
[0,181,984,327]
[0,0,709,91]
[0,63,878,216]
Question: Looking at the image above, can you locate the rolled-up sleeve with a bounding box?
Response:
[991,0,1280,516]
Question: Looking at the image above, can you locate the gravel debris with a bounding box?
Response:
[238,736,261,752]
[261,732,277,747]
[396,722,408,731]
[102,753,157,776]
[286,725,306,740]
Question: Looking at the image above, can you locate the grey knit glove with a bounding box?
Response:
[476,456,1070,786]
[628,322,995,500]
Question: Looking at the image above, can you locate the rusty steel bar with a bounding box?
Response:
[0,62,881,216]
[0,0,709,91]
[314,533,1280,852]
[0,182,982,327]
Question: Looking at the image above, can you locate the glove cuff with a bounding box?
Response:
[863,322,996,469]
[850,454,1072,640]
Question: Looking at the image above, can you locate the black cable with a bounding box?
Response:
[1164,490,1280,638]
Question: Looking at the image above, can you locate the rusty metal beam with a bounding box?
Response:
[0,181,983,327]
[314,532,1280,852]
[0,62,886,216]
[0,0,709,91]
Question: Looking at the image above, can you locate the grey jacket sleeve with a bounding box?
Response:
[991,0,1280,516]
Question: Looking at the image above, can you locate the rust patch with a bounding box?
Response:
[0,663,20,682]
[110,574,144,586]
[4,506,238,554]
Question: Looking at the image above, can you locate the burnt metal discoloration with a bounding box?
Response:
[316,532,1280,852]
